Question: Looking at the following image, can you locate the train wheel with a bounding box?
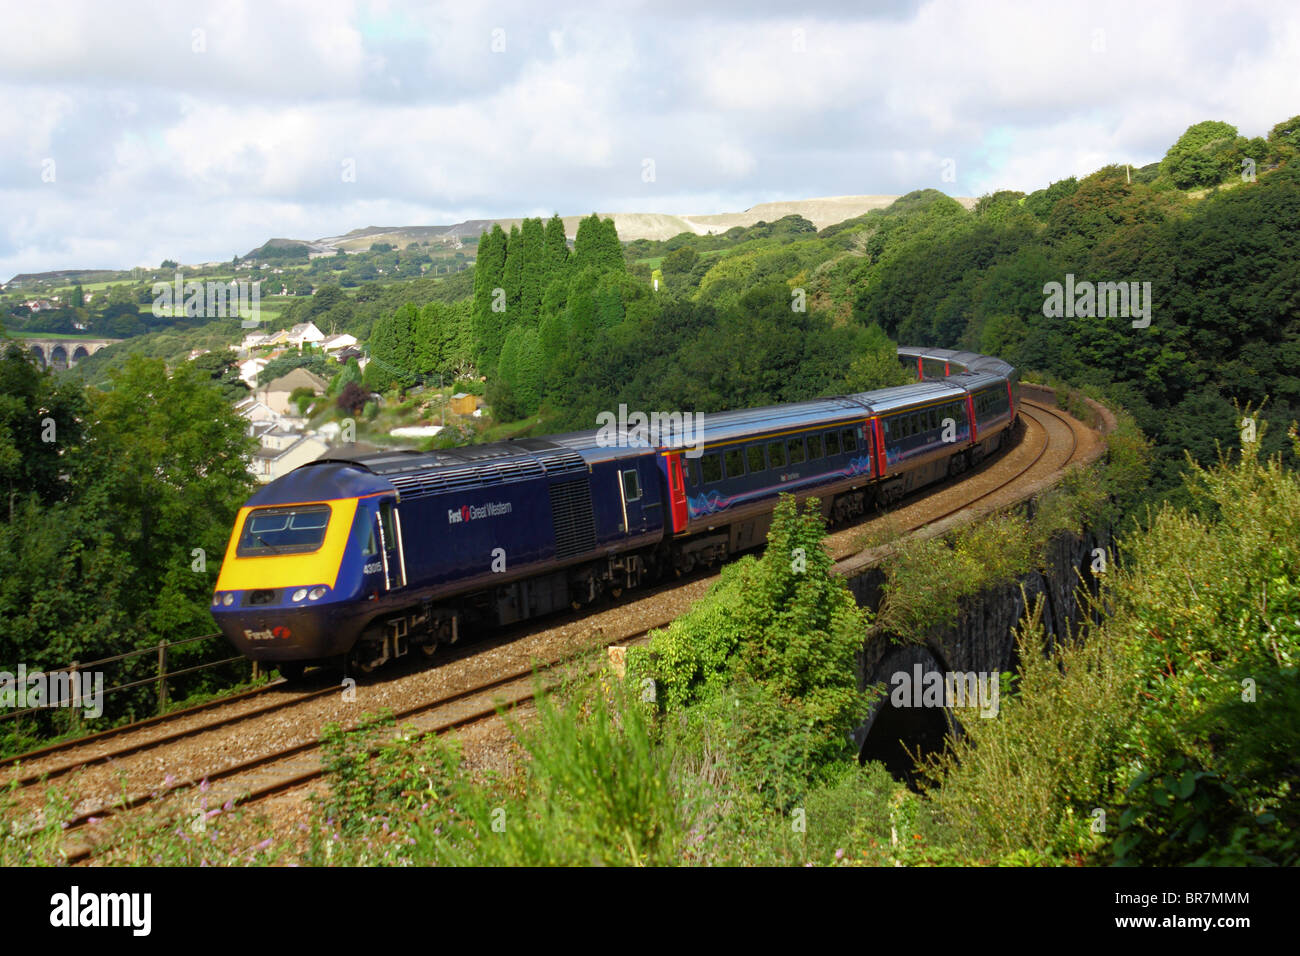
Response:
[277,662,306,682]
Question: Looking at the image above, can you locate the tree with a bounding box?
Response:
[572,214,602,273]
[337,380,368,416]
[0,342,87,517]
[190,349,248,401]
[599,217,625,271]
[368,303,419,390]
[518,217,546,325]
[1160,120,1239,189]
[662,245,699,276]
[502,224,524,319]
[472,225,509,372]
[543,213,569,277]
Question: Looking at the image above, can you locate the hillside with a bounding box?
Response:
[281,194,979,253]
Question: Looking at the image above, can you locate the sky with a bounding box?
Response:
[2,0,1298,278]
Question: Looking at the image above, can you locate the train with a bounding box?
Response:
[211,347,1019,677]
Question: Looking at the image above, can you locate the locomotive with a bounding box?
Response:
[212,347,1018,677]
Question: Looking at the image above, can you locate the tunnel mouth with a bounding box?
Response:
[857,696,955,788]
[855,645,969,789]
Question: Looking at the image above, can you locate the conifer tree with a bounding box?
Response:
[543,213,569,275]
[502,224,524,316]
[599,217,625,272]
[473,224,508,366]
[519,217,546,326]
[572,213,602,272]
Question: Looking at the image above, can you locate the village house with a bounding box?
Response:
[321,332,358,353]
[238,357,267,388]
[286,321,325,347]
[233,395,282,427]
[250,430,330,483]
[259,367,330,416]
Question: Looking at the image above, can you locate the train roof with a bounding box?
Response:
[849,379,968,414]
[265,346,1018,497]
[897,346,1016,378]
[300,438,591,499]
[245,459,395,506]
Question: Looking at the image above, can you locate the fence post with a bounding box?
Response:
[68,660,81,732]
[157,640,168,713]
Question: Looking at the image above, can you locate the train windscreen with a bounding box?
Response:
[237,505,332,556]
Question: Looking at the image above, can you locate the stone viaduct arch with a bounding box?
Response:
[20,338,120,369]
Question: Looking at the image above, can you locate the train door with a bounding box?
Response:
[619,459,662,537]
[376,497,407,591]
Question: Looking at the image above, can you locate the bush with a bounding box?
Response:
[337,381,367,416]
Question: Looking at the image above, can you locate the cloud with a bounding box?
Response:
[2,0,1299,277]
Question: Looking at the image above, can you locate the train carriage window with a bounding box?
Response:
[724,448,746,479]
[787,437,806,465]
[825,430,841,455]
[746,445,766,473]
[621,469,642,502]
[807,433,823,460]
[688,459,702,487]
[841,429,857,452]
[701,453,723,484]
[768,441,786,468]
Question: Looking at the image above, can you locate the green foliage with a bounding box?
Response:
[1160,120,1239,188]
[0,349,255,732]
[919,594,1129,861]
[313,687,683,866]
[918,428,1300,865]
[628,495,870,803]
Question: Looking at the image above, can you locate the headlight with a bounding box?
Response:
[308,587,328,600]
[222,593,235,607]
[291,588,308,602]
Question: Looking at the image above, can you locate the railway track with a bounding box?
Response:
[61,625,657,863]
[8,395,1095,862]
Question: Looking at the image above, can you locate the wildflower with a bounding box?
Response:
[835,848,844,860]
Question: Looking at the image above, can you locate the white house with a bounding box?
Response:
[238,357,267,388]
[241,331,270,350]
[321,332,358,353]
[286,321,325,347]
